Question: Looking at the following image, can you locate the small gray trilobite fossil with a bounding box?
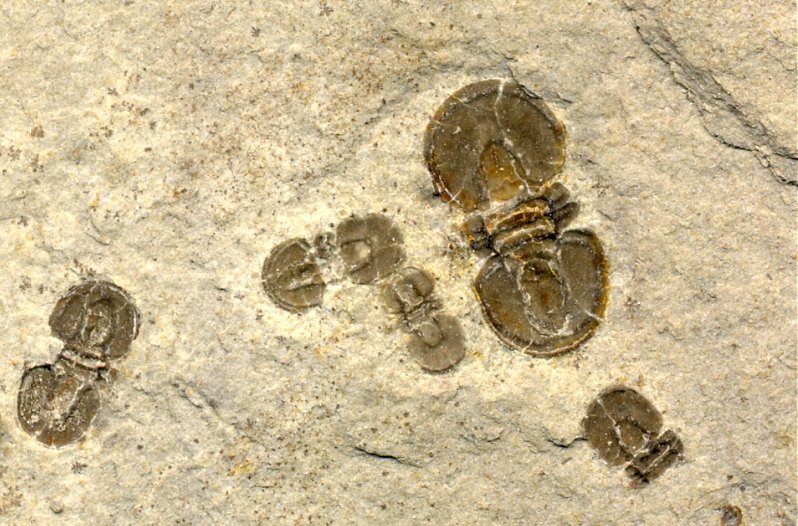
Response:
[18,280,139,447]
[582,385,684,484]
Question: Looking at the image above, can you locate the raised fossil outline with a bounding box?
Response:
[262,238,326,313]
[17,280,140,447]
[262,214,466,372]
[424,79,609,356]
[336,213,405,285]
[582,386,684,484]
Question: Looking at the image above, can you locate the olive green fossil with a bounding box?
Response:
[263,218,464,372]
[583,386,663,466]
[18,362,102,448]
[473,228,608,356]
[406,314,465,373]
[49,280,140,361]
[336,213,405,284]
[384,268,465,372]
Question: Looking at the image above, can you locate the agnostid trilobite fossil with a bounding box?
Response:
[262,214,465,372]
[382,267,465,372]
[424,79,609,356]
[17,280,139,447]
[582,386,684,484]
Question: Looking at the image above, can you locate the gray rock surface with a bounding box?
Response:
[0,1,795,524]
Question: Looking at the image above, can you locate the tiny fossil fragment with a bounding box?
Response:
[18,280,139,447]
[336,213,405,284]
[719,505,743,526]
[262,238,326,312]
[583,386,683,483]
[425,80,609,356]
[383,268,465,372]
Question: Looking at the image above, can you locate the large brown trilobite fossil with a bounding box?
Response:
[424,79,609,356]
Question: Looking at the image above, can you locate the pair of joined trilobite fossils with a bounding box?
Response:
[583,386,684,484]
[16,79,681,483]
[18,281,139,447]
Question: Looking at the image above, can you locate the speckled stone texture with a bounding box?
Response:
[0,1,795,525]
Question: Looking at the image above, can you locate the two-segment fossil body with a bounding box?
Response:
[18,280,139,447]
[424,79,609,356]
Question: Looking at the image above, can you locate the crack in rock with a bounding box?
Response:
[351,445,421,468]
[625,0,797,187]
[544,434,585,449]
